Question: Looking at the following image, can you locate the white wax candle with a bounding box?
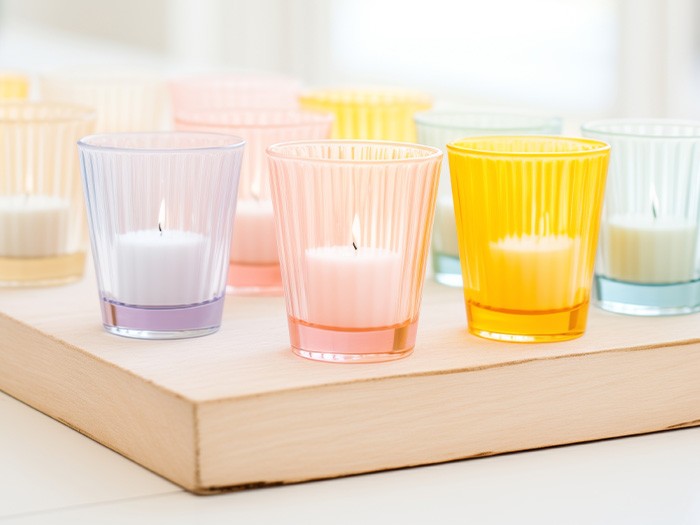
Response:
[114,229,209,306]
[433,195,460,258]
[230,200,278,264]
[603,215,697,284]
[0,194,71,257]
[487,234,579,311]
[304,246,402,328]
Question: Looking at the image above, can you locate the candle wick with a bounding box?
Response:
[652,202,657,220]
[159,223,162,235]
[352,241,357,251]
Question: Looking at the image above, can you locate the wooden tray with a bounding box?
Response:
[1,274,698,494]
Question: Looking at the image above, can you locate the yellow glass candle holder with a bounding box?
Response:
[299,88,431,141]
[447,136,610,342]
[0,73,29,100]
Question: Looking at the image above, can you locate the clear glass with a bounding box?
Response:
[41,69,168,132]
[0,103,96,286]
[415,111,562,287]
[267,140,442,363]
[0,73,29,100]
[78,132,245,339]
[582,119,700,315]
[169,74,301,112]
[175,109,333,294]
[447,136,610,343]
[300,88,432,141]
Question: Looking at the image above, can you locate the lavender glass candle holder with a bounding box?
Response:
[79,132,245,339]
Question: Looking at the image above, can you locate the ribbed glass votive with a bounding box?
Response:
[0,73,29,100]
[415,111,562,287]
[0,103,96,286]
[300,88,432,141]
[79,132,245,339]
[582,119,700,315]
[175,109,333,294]
[267,140,442,363]
[447,136,610,343]
[170,74,301,113]
[41,70,167,132]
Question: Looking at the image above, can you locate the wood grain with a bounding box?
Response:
[0,274,698,493]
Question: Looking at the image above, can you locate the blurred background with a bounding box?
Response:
[0,0,698,127]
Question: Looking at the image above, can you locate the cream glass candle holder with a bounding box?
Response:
[41,70,167,132]
[582,119,700,315]
[0,73,29,100]
[415,111,562,287]
[78,132,245,339]
[0,102,96,286]
[170,74,301,113]
[447,136,610,343]
[267,140,442,363]
[175,109,333,294]
[300,88,432,141]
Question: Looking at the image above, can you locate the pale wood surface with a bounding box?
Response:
[1,274,699,492]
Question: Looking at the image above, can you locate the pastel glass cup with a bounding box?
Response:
[267,140,442,363]
[582,119,700,315]
[41,70,168,132]
[79,132,245,339]
[175,110,333,294]
[415,111,562,287]
[170,74,301,112]
[0,103,96,286]
[0,73,29,100]
[300,88,432,141]
[447,136,610,343]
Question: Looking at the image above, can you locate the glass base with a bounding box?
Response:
[432,252,462,287]
[288,316,418,363]
[594,275,700,316]
[226,261,282,295]
[0,252,85,287]
[100,296,225,339]
[466,301,589,343]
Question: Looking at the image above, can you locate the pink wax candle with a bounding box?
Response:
[231,200,278,264]
[304,246,401,328]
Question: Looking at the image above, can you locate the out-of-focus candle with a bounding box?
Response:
[603,215,697,284]
[487,234,580,311]
[433,195,459,258]
[304,246,401,328]
[0,195,71,257]
[231,200,278,264]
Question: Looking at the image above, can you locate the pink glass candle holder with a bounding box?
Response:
[267,140,442,363]
[169,74,301,113]
[78,132,245,339]
[41,70,168,132]
[175,109,333,294]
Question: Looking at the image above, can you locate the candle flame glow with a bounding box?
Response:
[352,214,360,250]
[158,199,165,234]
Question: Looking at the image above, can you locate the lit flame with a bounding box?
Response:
[650,185,659,219]
[158,199,166,234]
[352,214,360,250]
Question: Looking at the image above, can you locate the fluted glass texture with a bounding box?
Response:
[0,102,96,286]
[582,119,700,315]
[300,88,432,141]
[175,110,333,292]
[415,111,562,287]
[267,140,442,362]
[41,70,168,132]
[0,74,29,100]
[79,132,244,338]
[170,74,301,113]
[447,136,610,342]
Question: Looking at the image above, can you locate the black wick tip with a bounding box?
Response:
[352,241,357,250]
[158,223,162,234]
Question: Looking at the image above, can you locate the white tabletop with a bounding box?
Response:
[1,391,698,524]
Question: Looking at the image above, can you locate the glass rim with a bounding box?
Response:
[170,72,301,87]
[300,87,432,106]
[266,139,443,164]
[0,102,96,124]
[173,109,334,130]
[414,110,562,132]
[77,131,247,153]
[446,135,610,157]
[581,118,700,139]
